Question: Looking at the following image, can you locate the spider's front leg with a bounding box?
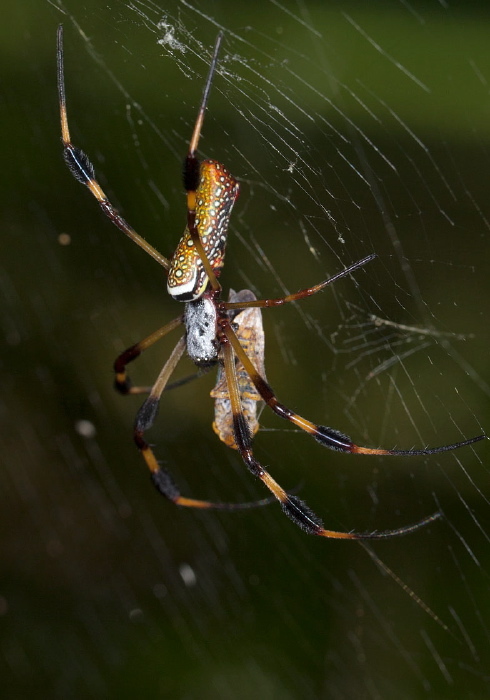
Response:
[131,334,214,508]
[223,324,485,457]
[133,327,274,511]
[220,323,441,539]
[114,317,184,395]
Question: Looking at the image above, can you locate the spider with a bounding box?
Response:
[57,26,485,540]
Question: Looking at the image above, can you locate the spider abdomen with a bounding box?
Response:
[167,160,239,302]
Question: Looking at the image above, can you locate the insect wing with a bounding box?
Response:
[211,290,266,449]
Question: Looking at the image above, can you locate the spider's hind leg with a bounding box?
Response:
[57,25,170,269]
[222,255,376,310]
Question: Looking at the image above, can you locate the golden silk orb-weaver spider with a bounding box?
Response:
[57,26,485,540]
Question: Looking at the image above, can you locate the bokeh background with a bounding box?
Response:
[2,1,490,697]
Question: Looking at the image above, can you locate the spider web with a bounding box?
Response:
[2,0,490,697]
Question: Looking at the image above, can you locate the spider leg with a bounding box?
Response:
[223,255,376,310]
[221,329,442,539]
[114,316,183,395]
[165,364,215,392]
[133,335,275,510]
[56,25,169,270]
[182,34,227,295]
[187,32,223,164]
[223,323,485,456]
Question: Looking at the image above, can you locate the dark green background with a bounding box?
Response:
[2,1,490,697]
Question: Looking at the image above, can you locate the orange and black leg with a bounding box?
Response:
[221,331,441,539]
[222,254,376,310]
[132,335,274,510]
[223,323,485,456]
[56,25,170,270]
[114,316,184,394]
